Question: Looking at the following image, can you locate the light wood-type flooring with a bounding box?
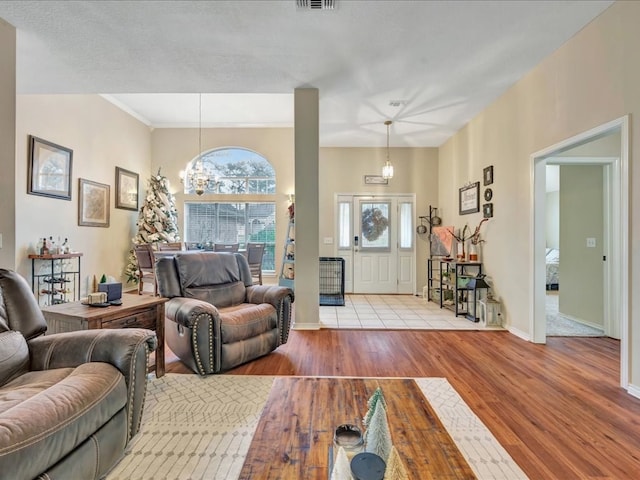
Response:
[165,330,640,479]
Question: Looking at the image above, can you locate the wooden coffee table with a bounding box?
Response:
[239,377,476,479]
[40,293,167,377]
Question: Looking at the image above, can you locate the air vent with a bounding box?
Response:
[296,0,336,10]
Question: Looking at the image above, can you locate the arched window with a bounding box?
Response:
[183,147,277,273]
[183,147,275,195]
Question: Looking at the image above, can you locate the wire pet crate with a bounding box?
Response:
[319,257,345,306]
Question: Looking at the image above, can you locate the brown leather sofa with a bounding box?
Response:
[155,251,294,375]
[0,269,156,480]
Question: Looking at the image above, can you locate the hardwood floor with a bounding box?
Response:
[165,330,640,479]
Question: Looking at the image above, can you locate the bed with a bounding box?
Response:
[546,248,559,290]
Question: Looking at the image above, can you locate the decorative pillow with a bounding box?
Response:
[0,330,29,386]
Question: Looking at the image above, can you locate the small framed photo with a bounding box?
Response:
[78,178,110,227]
[115,167,139,211]
[27,135,73,200]
[483,203,494,218]
[459,182,480,215]
[483,165,494,186]
[364,175,389,185]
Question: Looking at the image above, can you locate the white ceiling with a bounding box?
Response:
[0,0,613,147]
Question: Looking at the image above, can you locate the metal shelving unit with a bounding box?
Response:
[28,253,82,306]
[278,219,295,289]
[434,260,482,317]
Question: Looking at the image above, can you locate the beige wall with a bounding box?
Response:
[0,20,16,268]
[151,129,438,292]
[150,127,295,278]
[319,147,439,291]
[438,1,640,385]
[559,165,604,328]
[15,95,151,294]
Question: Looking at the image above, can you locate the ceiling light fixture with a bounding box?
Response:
[179,94,215,195]
[381,120,394,180]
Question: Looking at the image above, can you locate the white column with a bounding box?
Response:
[0,19,16,269]
[293,88,320,328]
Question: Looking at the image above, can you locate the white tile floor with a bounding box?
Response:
[319,294,504,330]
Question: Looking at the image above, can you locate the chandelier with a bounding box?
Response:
[381,120,394,180]
[179,94,215,195]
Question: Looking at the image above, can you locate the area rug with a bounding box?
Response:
[107,375,527,480]
[546,294,604,336]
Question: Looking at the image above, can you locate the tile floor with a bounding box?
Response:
[319,294,504,330]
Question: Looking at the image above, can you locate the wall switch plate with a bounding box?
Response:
[586,237,596,248]
[323,237,333,245]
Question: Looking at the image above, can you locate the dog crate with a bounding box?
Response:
[319,257,345,306]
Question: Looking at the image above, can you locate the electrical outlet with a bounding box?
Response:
[323,237,333,245]
[586,237,596,248]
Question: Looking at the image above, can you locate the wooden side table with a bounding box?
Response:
[40,293,167,377]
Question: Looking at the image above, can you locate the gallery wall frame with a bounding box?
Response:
[483,165,494,186]
[27,135,73,200]
[115,167,139,211]
[78,178,110,227]
[364,175,389,185]
[459,182,480,215]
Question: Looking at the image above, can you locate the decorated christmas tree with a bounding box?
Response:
[124,168,180,283]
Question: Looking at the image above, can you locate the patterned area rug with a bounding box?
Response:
[107,375,273,480]
[107,375,527,480]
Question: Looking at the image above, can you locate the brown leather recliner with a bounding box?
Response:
[155,252,294,375]
[0,269,157,480]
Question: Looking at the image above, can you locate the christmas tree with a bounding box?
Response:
[384,446,409,480]
[124,169,180,283]
[363,387,387,428]
[364,399,392,463]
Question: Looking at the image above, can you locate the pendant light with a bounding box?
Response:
[381,120,394,180]
[179,94,212,195]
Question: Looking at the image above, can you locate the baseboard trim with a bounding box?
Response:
[557,312,604,331]
[627,383,640,400]
[292,322,321,330]
[507,325,531,342]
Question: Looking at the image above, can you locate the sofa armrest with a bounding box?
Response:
[165,297,222,374]
[165,297,220,329]
[246,285,294,345]
[28,328,156,439]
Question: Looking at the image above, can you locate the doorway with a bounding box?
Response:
[544,163,607,337]
[531,116,629,388]
[337,194,415,294]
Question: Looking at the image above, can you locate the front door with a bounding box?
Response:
[346,195,415,294]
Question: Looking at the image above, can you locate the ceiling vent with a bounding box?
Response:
[296,0,336,10]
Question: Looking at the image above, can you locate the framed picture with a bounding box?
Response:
[459,182,480,215]
[364,175,389,185]
[483,203,494,218]
[483,165,494,186]
[78,178,110,227]
[27,135,73,200]
[115,167,139,211]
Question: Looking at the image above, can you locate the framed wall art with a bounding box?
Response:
[483,203,494,218]
[78,178,110,227]
[459,182,480,215]
[115,167,139,211]
[483,165,494,186]
[364,175,389,185]
[27,135,73,200]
